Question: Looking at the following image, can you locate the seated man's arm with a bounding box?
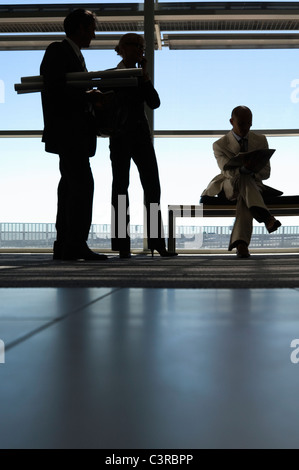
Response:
[213,141,240,179]
[255,160,270,180]
[239,135,271,180]
[254,135,271,181]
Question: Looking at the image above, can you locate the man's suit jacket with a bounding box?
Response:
[202,130,270,200]
[40,39,97,157]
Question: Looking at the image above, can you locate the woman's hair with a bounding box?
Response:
[115,33,145,55]
[64,9,96,37]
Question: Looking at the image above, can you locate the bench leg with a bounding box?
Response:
[168,210,176,253]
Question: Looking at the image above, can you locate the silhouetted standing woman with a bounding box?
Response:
[109,33,177,258]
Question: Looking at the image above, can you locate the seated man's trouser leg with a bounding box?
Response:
[228,174,270,250]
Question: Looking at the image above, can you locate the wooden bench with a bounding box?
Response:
[167,195,299,253]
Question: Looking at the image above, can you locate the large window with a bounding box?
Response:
[1,1,299,250]
[155,48,299,130]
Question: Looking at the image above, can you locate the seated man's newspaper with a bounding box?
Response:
[223,148,275,173]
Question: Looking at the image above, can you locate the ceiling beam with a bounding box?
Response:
[164,33,299,50]
[1,2,299,34]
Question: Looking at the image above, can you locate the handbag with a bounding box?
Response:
[94,90,127,138]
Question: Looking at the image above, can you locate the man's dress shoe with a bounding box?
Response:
[62,247,107,261]
[265,216,282,234]
[236,242,250,259]
[53,242,107,261]
[119,251,131,259]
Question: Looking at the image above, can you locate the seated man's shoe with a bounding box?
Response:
[150,248,178,257]
[265,216,282,234]
[119,251,131,259]
[236,242,250,259]
[149,240,178,257]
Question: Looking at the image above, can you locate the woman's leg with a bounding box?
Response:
[132,138,166,251]
[110,140,131,252]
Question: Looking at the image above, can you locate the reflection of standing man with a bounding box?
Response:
[40,8,107,260]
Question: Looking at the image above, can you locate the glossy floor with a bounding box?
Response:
[1,286,299,449]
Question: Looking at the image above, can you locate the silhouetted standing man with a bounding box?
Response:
[40,8,107,260]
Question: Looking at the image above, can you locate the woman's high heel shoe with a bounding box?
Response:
[150,248,178,257]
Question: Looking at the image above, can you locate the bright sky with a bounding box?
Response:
[0,0,298,229]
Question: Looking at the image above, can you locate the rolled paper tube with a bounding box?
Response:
[16,88,42,94]
[21,68,143,83]
[15,77,138,93]
[21,76,43,84]
[15,82,43,91]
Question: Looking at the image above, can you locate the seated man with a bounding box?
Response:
[201,105,281,258]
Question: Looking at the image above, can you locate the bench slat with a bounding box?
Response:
[167,199,299,252]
